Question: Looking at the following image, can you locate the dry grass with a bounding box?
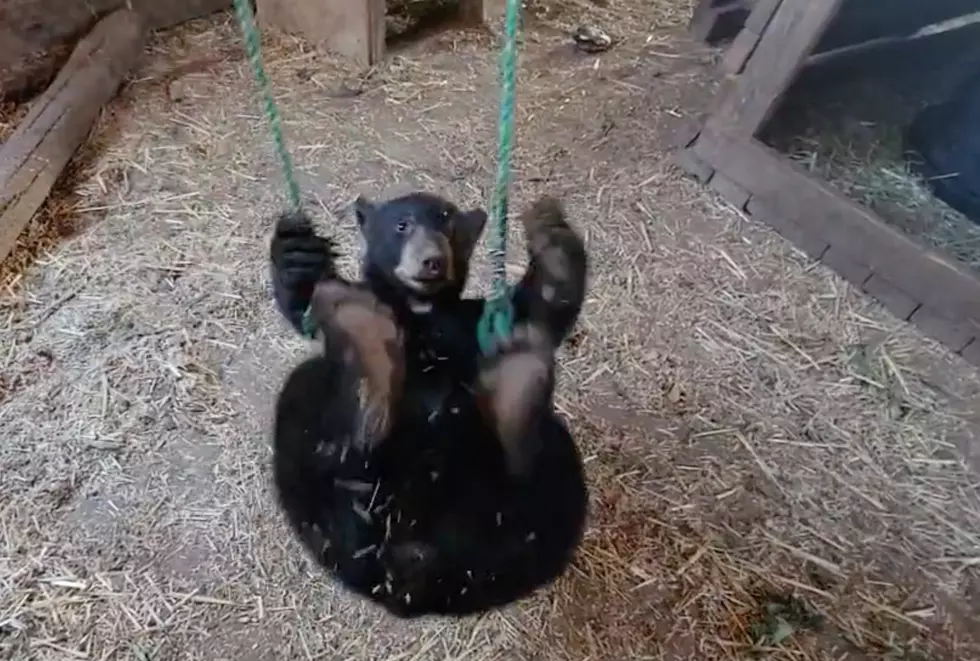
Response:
[2,1,980,660]
[761,38,980,276]
[777,118,980,274]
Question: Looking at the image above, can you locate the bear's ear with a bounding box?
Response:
[354,196,377,230]
[454,208,488,257]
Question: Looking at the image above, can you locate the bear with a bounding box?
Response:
[268,191,589,618]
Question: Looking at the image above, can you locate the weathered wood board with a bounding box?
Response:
[255,0,486,67]
[0,10,147,263]
[256,0,386,66]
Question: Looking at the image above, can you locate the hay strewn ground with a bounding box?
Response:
[2,1,980,659]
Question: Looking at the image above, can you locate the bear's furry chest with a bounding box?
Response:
[398,312,481,427]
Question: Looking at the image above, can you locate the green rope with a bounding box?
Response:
[476,0,521,354]
[232,0,302,213]
[231,0,316,336]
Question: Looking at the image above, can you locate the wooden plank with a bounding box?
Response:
[707,171,750,210]
[0,10,146,263]
[721,0,782,73]
[713,0,843,134]
[744,196,829,260]
[720,28,760,74]
[960,338,980,366]
[909,306,979,353]
[694,124,980,323]
[458,0,486,25]
[744,0,783,34]
[861,273,921,321]
[819,244,871,288]
[0,0,229,101]
[257,0,385,66]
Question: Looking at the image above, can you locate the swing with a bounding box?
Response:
[240,0,590,619]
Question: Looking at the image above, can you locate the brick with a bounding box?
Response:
[909,306,979,353]
[819,245,872,288]
[708,171,751,211]
[670,148,714,183]
[745,197,828,261]
[861,273,921,322]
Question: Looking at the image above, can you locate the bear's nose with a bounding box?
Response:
[421,256,446,277]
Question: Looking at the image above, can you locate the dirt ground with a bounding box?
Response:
[3,1,980,660]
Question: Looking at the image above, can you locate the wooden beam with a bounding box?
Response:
[257,0,385,67]
[0,10,147,264]
[720,0,782,73]
[692,124,980,324]
[712,0,842,135]
[458,0,487,25]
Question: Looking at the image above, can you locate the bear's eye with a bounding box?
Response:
[396,220,409,233]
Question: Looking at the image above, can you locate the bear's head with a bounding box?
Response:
[355,192,488,301]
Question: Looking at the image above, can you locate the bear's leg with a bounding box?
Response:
[311,281,405,449]
[477,323,555,477]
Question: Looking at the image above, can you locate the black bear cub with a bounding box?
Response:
[270,190,589,618]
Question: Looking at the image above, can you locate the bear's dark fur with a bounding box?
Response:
[269,191,589,617]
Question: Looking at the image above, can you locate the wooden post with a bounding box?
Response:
[0,10,146,264]
[710,0,843,134]
[458,0,486,26]
[256,0,386,67]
